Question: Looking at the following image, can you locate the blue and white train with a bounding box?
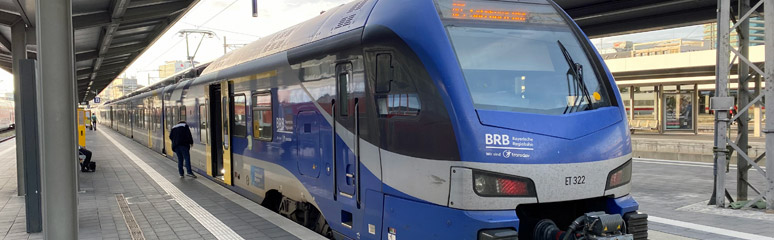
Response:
[101,0,647,239]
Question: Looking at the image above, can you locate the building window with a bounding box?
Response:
[252,92,273,141]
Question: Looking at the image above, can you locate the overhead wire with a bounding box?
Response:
[139,0,240,71]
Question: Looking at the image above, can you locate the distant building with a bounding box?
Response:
[159,60,198,79]
[99,77,143,101]
[601,38,710,60]
[703,16,765,48]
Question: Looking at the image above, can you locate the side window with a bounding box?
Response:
[376,53,393,93]
[222,97,229,134]
[174,107,179,125]
[166,107,173,129]
[378,93,421,117]
[233,94,247,137]
[199,104,207,144]
[180,106,187,123]
[252,92,273,141]
[337,63,352,116]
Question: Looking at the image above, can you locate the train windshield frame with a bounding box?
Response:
[435,0,614,115]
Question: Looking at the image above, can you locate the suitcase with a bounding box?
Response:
[88,162,96,172]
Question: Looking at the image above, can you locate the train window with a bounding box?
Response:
[337,63,352,116]
[222,97,229,135]
[180,106,187,123]
[252,92,273,141]
[199,104,207,144]
[233,94,247,137]
[166,107,173,129]
[376,53,393,93]
[438,1,612,115]
[173,107,179,125]
[377,93,421,117]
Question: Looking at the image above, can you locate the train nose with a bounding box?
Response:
[476,107,622,140]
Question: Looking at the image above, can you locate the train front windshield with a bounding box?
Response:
[436,0,613,115]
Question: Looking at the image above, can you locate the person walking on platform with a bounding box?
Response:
[170,120,196,178]
[91,114,97,131]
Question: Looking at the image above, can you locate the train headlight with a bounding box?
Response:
[472,170,536,197]
[606,159,632,190]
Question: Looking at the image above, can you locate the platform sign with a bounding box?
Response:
[94,97,100,103]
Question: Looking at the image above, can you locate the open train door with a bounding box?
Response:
[207,81,232,184]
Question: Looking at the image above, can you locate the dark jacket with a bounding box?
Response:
[169,122,194,149]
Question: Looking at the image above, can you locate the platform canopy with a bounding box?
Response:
[0,0,198,102]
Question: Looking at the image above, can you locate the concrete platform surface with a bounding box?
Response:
[0,128,326,240]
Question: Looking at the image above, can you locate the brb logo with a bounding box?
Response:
[485,134,510,146]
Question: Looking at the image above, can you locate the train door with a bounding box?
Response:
[208,83,228,182]
[334,62,360,232]
[221,81,234,184]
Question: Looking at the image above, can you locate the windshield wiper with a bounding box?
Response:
[557,40,593,114]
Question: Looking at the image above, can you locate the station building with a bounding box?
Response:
[600,32,765,135]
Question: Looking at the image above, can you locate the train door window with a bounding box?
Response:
[233,94,247,137]
[222,97,229,134]
[252,92,273,141]
[180,106,187,123]
[173,107,179,125]
[139,108,144,129]
[376,53,393,93]
[166,107,173,129]
[199,104,207,144]
[337,63,352,116]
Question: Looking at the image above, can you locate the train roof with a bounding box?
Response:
[200,0,376,78]
[105,62,210,104]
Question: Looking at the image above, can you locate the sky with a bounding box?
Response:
[0,1,707,94]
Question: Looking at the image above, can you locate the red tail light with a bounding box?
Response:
[497,178,529,196]
[473,170,536,197]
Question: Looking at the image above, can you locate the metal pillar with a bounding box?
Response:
[19,59,41,233]
[765,0,774,212]
[629,86,635,123]
[11,20,26,197]
[737,0,750,201]
[35,0,78,238]
[712,0,731,208]
[713,0,773,210]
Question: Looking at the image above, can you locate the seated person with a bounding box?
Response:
[78,146,93,172]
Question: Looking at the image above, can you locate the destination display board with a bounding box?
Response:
[436,0,564,25]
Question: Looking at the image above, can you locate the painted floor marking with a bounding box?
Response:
[649,216,774,240]
[100,130,244,240]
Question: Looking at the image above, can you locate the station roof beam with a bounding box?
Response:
[557,0,763,38]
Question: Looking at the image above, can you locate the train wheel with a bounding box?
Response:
[314,214,332,239]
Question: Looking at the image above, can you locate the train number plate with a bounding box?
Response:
[565,175,586,185]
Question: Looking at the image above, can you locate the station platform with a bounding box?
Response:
[631,132,767,164]
[0,128,326,240]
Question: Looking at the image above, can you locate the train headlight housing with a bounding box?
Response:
[473,170,536,197]
[606,159,632,190]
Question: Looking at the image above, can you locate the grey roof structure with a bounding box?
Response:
[0,0,757,101]
[0,0,198,102]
